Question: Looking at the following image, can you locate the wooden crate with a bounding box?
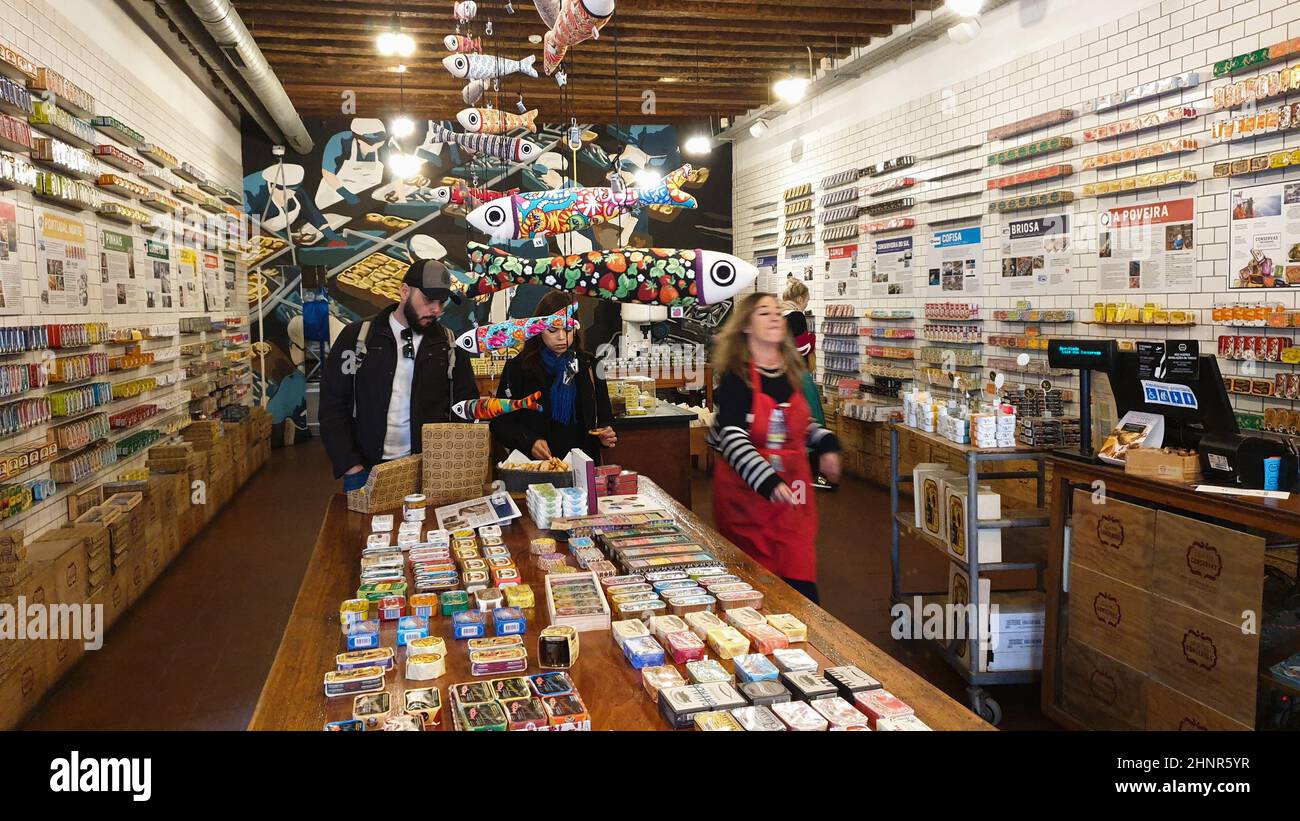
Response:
[1067,563,1152,673]
[1070,489,1155,589]
[1145,679,1253,731]
[1060,639,1147,730]
[1153,510,1264,626]
[1150,595,1257,727]
[0,644,48,731]
[45,634,85,684]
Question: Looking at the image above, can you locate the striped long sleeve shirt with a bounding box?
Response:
[707,369,840,500]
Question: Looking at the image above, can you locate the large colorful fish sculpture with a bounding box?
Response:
[443,52,538,81]
[535,0,615,75]
[465,164,696,242]
[455,303,578,353]
[427,124,542,164]
[444,34,482,53]
[457,107,540,134]
[452,391,542,422]
[464,242,757,308]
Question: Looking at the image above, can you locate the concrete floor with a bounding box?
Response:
[22,438,1054,730]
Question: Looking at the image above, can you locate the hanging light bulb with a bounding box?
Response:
[773,77,810,103]
[389,153,423,178]
[393,32,416,57]
[391,117,415,138]
[634,169,661,189]
[377,31,398,55]
[684,135,712,155]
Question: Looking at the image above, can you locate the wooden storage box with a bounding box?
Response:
[1152,510,1264,626]
[1069,488,1155,589]
[1124,447,1201,483]
[1060,639,1146,730]
[1150,595,1257,727]
[46,634,85,683]
[1145,679,1252,731]
[1067,564,1152,673]
[0,644,48,731]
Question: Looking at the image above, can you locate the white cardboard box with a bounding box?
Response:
[912,463,962,536]
[942,482,1003,564]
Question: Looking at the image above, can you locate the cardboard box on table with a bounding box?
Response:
[421,423,492,506]
[943,482,1003,564]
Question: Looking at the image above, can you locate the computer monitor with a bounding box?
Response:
[1106,352,1238,449]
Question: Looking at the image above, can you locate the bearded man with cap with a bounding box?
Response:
[319,259,479,489]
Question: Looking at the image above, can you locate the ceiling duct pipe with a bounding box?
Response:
[183,0,314,154]
[151,0,287,147]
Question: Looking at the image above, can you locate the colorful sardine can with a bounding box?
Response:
[466,164,696,241]
[464,242,756,307]
[428,124,542,164]
[455,303,579,353]
[544,0,615,75]
[443,52,538,81]
[457,107,540,134]
[444,34,482,53]
[452,391,543,422]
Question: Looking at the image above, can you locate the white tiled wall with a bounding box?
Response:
[0,0,246,538]
[733,0,1300,425]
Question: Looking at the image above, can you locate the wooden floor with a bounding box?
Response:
[21,438,1056,730]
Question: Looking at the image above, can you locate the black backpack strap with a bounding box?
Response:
[351,319,371,419]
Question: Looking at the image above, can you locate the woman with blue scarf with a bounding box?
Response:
[491,291,617,463]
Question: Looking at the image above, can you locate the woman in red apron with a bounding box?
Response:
[709,293,842,603]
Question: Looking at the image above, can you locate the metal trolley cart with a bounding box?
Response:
[888,424,1051,725]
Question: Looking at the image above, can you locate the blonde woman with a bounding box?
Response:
[707,293,842,602]
[780,277,815,367]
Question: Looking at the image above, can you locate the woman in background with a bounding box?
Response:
[780,276,832,488]
[491,291,617,463]
[708,292,842,603]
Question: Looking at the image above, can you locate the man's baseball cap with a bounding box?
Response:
[403,259,462,304]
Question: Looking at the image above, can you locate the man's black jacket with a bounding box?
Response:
[319,305,478,478]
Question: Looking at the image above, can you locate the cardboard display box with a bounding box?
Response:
[943,482,1003,564]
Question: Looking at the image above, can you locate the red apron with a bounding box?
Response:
[712,363,818,583]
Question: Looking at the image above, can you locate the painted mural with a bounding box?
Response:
[240,116,732,438]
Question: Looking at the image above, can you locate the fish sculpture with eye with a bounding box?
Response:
[455,303,578,353]
[444,34,482,53]
[457,107,540,134]
[443,52,538,81]
[453,391,542,422]
[427,124,542,164]
[466,164,696,242]
[464,242,757,308]
[535,0,615,75]
[453,0,477,23]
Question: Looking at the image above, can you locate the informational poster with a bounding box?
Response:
[99,228,144,312]
[824,244,860,301]
[787,249,818,300]
[998,214,1071,295]
[202,252,221,311]
[178,247,199,310]
[35,207,89,314]
[223,258,237,310]
[928,227,982,294]
[871,236,914,297]
[756,254,779,294]
[1229,181,1300,288]
[0,198,23,314]
[1097,198,1195,292]
[145,237,172,309]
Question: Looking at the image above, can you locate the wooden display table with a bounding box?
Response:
[1042,457,1300,731]
[250,479,991,731]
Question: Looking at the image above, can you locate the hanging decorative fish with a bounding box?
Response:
[464,242,757,307]
[457,107,540,134]
[466,164,696,242]
[542,0,614,75]
[443,52,538,81]
[447,184,522,207]
[453,0,477,23]
[427,124,542,164]
[462,79,492,105]
[455,303,578,353]
[444,34,482,53]
[452,391,542,422]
